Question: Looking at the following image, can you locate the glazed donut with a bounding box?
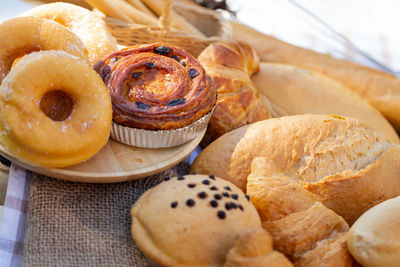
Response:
[94,43,216,130]
[0,50,112,167]
[21,2,118,65]
[0,16,88,83]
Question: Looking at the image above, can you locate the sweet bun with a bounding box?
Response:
[252,62,399,144]
[224,228,293,267]
[0,50,112,167]
[21,2,118,65]
[190,114,400,224]
[0,16,88,83]
[131,174,261,267]
[347,196,400,267]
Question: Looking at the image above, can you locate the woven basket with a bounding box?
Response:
[104,0,232,57]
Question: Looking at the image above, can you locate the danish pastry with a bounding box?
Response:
[21,2,118,65]
[94,43,216,130]
[0,16,88,83]
[0,51,112,167]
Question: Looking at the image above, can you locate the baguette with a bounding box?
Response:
[252,62,399,143]
[84,0,134,22]
[231,21,400,131]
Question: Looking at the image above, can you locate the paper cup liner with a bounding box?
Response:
[110,105,215,148]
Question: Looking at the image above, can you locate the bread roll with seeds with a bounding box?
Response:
[131,174,261,267]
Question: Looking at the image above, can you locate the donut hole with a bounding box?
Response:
[40,90,74,121]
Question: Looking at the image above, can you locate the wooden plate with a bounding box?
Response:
[0,128,205,183]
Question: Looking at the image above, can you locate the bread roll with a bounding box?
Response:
[231,21,400,131]
[131,174,261,267]
[190,114,400,224]
[198,41,270,143]
[347,196,400,267]
[252,63,399,144]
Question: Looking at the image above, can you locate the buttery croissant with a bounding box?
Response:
[197,41,271,143]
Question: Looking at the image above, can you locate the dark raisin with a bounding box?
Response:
[202,179,210,185]
[231,202,237,209]
[245,195,250,201]
[186,199,195,207]
[164,176,170,181]
[224,186,231,191]
[134,102,150,110]
[225,203,232,210]
[214,194,222,200]
[167,99,185,107]
[238,204,244,211]
[187,183,196,188]
[209,175,215,180]
[210,200,218,207]
[231,194,238,200]
[145,62,156,68]
[180,60,186,67]
[132,71,143,78]
[198,192,207,199]
[188,68,199,79]
[222,192,230,198]
[210,186,218,191]
[217,210,226,219]
[171,201,178,208]
[110,57,119,63]
[171,55,179,61]
[177,176,185,180]
[154,46,170,55]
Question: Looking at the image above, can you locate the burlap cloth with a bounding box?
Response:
[23,161,190,266]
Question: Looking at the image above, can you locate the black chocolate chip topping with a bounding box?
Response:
[166,99,185,107]
[145,62,156,68]
[188,68,199,79]
[154,46,170,55]
[198,192,207,199]
[231,202,237,209]
[210,200,218,207]
[210,186,218,191]
[214,194,222,200]
[245,195,250,201]
[171,201,178,208]
[238,204,244,211]
[209,175,215,180]
[231,194,238,200]
[134,101,151,110]
[202,180,210,185]
[222,192,230,198]
[177,176,185,180]
[186,199,195,207]
[132,71,143,78]
[187,183,196,188]
[217,210,226,219]
[224,186,231,191]
[225,202,232,210]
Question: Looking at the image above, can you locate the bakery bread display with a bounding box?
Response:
[0,16,88,83]
[21,2,118,65]
[198,41,270,143]
[248,157,355,266]
[190,114,400,224]
[0,51,112,167]
[231,21,400,131]
[252,62,399,144]
[130,174,261,267]
[347,196,400,267]
[224,228,293,267]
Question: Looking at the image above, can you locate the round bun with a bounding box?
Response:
[0,50,112,167]
[130,174,261,267]
[21,2,118,65]
[347,196,400,267]
[0,16,88,83]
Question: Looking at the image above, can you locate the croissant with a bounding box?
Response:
[197,41,270,143]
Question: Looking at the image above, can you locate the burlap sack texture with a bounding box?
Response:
[24,161,190,267]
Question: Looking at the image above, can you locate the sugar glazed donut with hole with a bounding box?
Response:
[0,16,89,83]
[0,51,112,167]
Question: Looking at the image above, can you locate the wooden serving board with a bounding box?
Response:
[0,128,205,183]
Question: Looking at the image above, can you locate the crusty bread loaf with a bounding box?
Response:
[198,41,270,144]
[131,174,261,267]
[347,196,400,267]
[231,21,400,131]
[190,114,400,224]
[252,62,399,143]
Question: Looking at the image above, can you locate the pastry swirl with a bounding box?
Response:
[94,43,216,130]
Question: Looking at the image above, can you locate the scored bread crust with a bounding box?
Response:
[190,114,400,224]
